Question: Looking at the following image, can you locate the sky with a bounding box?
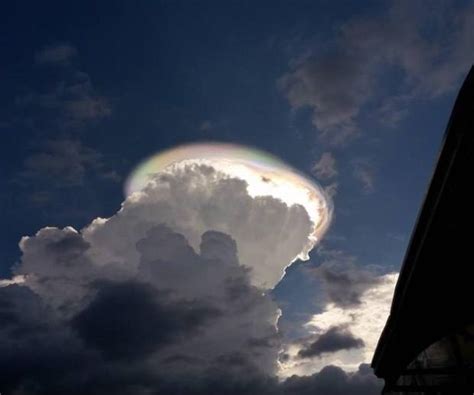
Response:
[0,1,473,394]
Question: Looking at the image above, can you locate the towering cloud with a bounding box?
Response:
[83,164,314,289]
[0,164,316,394]
[0,163,386,393]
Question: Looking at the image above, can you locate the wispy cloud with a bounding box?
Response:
[35,44,78,65]
[324,182,338,199]
[16,44,111,129]
[20,138,103,187]
[279,0,474,145]
[352,158,375,194]
[312,152,338,180]
[199,120,214,132]
[17,138,120,204]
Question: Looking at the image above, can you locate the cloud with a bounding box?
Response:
[312,152,338,180]
[278,51,368,145]
[312,255,383,308]
[20,138,103,187]
[305,272,397,365]
[279,0,474,144]
[279,262,398,377]
[35,44,78,65]
[72,280,220,361]
[199,120,213,132]
[352,158,375,194]
[17,138,120,203]
[0,277,383,394]
[298,326,364,359]
[0,275,25,287]
[84,164,313,289]
[1,226,281,393]
[16,46,111,129]
[0,163,319,393]
[0,163,388,393]
[324,182,338,199]
[281,364,383,395]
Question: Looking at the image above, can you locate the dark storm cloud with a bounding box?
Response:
[0,165,379,394]
[133,363,382,395]
[0,220,280,393]
[0,250,382,394]
[312,250,383,308]
[279,0,474,145]
[0,256,253,393]
[298,326,365,358]
[0,285,93,395]
[72,281,220,360]
[0,284,47,334]
[281,364,382,395]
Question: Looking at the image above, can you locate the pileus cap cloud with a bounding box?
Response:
[125,143,333,263]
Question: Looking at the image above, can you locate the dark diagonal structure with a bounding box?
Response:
[372,66,474,394]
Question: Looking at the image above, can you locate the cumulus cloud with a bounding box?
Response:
[72,280,221,361]
[306,272,397,364]
[0,163,321,393]
[281,364,383,395]
[279,270,397,376]
[0,163,388,393]
[279,0,474,144]
[2,226,280,393]
[298,326,364,359]
[84,164,313,289]
[0,277,383,394]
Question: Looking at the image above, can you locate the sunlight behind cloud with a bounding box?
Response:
[125,143,333,261]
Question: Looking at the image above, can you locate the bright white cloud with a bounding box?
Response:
[13,164,317,368]
[82,164,315,289]
[0,158,388,393]
[12,184,286,383]
[8,163,323,382]
[278,272,398,377]
[0,275,25,288]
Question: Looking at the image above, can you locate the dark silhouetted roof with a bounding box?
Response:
[372,66,474,390]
